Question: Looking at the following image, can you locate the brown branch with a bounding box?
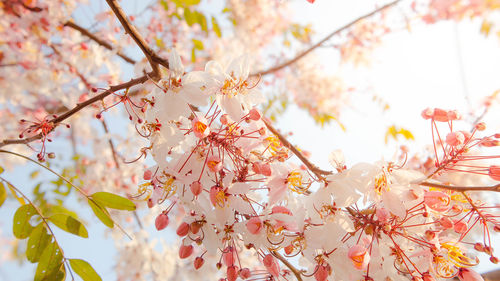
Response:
[105,0,167,79]
[251,0,401,77]
[0,74,150,148]
[270,250,304,281]
[263,119,332,180]
[63,21,137,65]
[418,181,500,193]
[100,118,121,169]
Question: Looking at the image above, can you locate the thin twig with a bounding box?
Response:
[418,181,500,193]
[64,21,137,65]
[270,250,303,281]
[0,74,150,148]
[263,119,332,180]
[100,118,121,169]
[251,0,401,77]
[105,0,168,79]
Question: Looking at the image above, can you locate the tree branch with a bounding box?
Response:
[251,0,401,76]
[270,250,303,281]
[263,119,332,180]
[0,74,150,148]
[64,20,137,65]
[418,181,500,193]
[105,0,168,79]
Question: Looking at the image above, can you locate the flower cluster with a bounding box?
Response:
[133,51,499,281]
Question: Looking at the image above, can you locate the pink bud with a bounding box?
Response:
[475,122,486,131]
[439,217,454,229]
[227,265,239,281]
[422,272,436,281]
[271,206,292,215]
[147,198,154,208]
[223,247,235,266]
[457,268,484,281]
[454,220,468,233]
[263,254,280,277]
[248,108,261,121]
[143,170,152,180]
[376,207,389,223]
[489,165,500,181]
[252,162,272,176]
[314,264,331,281]
[190,181,203,196]
[194,257,204,269]
[155,213,169,231]
[421,108,433,120]
[239,268,251,279]
[433,108,449,122]
[176,222,190,236]
[190,222,201,234]
[446,132,465,146]
[246,217,263,235]
[447,110,460,121]
[179,244,194,259]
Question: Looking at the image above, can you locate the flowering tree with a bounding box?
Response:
[0,0,499,281]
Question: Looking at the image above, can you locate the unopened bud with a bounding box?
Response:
[490,256,499,264]
[176,222,189,237]
[47,152,55,159]
[194,257,204,269]
[155,213,169,231]
[179,244,193,259]
[475,122,486,131]
[474,243,484,252]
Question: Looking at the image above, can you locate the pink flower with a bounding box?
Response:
[192,116,210,138]
[348,244,370,270]
[207,156,223,173]
[457,268,484,281]
[489,165,500,181]
[446,132,465,146]
[424,191,451,212]
[246,217,263,234]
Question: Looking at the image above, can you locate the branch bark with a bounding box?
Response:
[270,250,303,281]
[64,20,137,65]
[105,0,168,79]
[251,0,401,77]
[0,74,150,148]
[418,181,500,193]
[263,119,332,180]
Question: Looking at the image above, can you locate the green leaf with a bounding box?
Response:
[27,223,51,263]
[69,259,102,281]
[192,39,204,50]
[49,214,88,238]
[91,192,136,211]
[194,11,208,33]
[88,200,114,228]
[13,204,38,239]
[184,8,196,26]
[160,0,168,10]
[212,16,222,37]
[0,182,6,207]
[35,241,63,281]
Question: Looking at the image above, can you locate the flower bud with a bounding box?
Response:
[227,265,239,281]
[190,181,203,196]
[143,170,152,180]
[239,268,251,279]
[176,222,189,236]
[190,221,201,234]
[454,220,468,233]
[474,243,484,252]
[194,257,204,269]
[155,213,169,231]
[179,244,193,259]
[248,108,261,121]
